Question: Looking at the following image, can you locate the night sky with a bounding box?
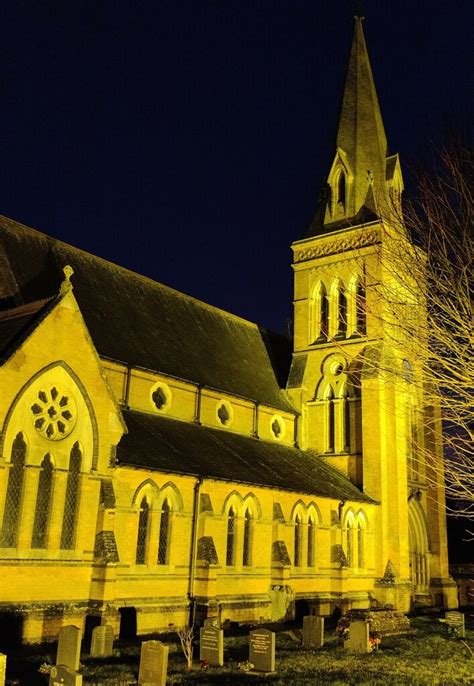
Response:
[0,1,472,334]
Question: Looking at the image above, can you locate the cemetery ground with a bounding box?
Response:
[3,614,474,685]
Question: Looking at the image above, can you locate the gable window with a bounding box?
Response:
[32,455,54,549]
[337,171,346,210]
[226,507,236,566]
[136,497,149,564]
[1,433,26,548]
[157,499,170,565]
[60,442,82,550]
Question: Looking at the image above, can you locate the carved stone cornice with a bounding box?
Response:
[293,229,380,264]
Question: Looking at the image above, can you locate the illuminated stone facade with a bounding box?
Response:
[0,19,457,643]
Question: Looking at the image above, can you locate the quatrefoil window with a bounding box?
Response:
[216,401,233,426]
[271,416,284,440]
[31,385,77,441]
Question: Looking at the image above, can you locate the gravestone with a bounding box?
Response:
[49,664,83,686]
[444,611,465,638]
[345,620,370,653]
[90,624,114,657]
[200,618,224,666]
[302,615,324,649]
[138,640,169,685]
[249,628,276,673]
[0,653,6,686]
[56,626,81,671]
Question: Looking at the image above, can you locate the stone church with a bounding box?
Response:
[0,18,457,643]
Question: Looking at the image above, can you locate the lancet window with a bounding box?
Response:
[32,455,54,549]
[242,509,252,567]
[157,499,170,565]
[135,497,150,565]
[1,433,27,548]
[294,514,303,567]
[226,507,236,566]
[307,516,315,567]
[60,442,82,550]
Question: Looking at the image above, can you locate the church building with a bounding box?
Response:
[0,18,457,643]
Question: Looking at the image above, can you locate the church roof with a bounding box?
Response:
[0,215,292,411]
[118,409,373,502]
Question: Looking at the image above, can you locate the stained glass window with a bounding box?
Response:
[1,433,26,547]
[136,497,149,564]
[32,455,54,549]
[294,514,302,567]
[242,509,252,567]
[60,443,82,549]
[157,499,170,565]
[226,507,236,566]
[307,517,315,567]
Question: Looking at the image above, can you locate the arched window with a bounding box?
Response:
[344,394,351,452]
[226,507,236,566]
[320,284,329,339]
[345,520,353,567]
[337,171,346,209]
[357,522,364,568]
[294,514,302,567]
[32,455,54,549]
[242,509,252,567]
[1,433,26,547]
[136,497,149,564]
[356,282,366,334]
[157,499,170,565]
[60,442,81,550]
[307,516,315,567]
[327,389,335,453]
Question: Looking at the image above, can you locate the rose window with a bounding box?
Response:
[31,385,77,440]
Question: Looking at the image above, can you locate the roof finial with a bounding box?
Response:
[60,265,74,295]
[354,0,365,20]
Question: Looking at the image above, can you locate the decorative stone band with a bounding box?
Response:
[293,229,380,263]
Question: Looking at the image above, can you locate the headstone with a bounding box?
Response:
[345,620,370,653]
[138,640,169,686]
[302,615,324,648]
[90,624,114,658]
[49,664,83,686]
[249,628,276,673]
[200,618,224,666]
[56,626,81,671]
[0,653,6,686]
[445,611,465,638]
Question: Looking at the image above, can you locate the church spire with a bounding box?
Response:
[308,17,402,236]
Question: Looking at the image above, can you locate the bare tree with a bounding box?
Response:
[369,139,473,518]
[177,627,194,669]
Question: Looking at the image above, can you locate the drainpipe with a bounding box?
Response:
[194,385,202,425]
[188,476,203,626]
[124,364,132,408]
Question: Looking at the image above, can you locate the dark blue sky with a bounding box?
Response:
[0,1,472,333]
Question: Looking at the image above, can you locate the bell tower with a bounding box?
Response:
[287,17,457,611]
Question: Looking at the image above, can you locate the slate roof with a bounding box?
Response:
[117,409,372,503]
[0,216,292,411]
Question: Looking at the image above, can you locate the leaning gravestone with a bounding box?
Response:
[345,620,370,653]
[302,615,324,649]
[138,640,169,686]
[56,626,82,671]
[445,611,465,638]
[49,664,83,686]
[90,624,114,658]
[249,628,276,673]
[0,653,6,686]
[200,617,224,666]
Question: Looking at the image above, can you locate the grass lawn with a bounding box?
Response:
[4,615,474,685]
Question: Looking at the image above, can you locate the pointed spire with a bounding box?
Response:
[307,18,402,236]
[337,16,387,216]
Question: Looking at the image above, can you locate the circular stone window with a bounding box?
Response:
[31,385,77,441]
[150,383,171,412]
[216,400,233,426]
[270,415,285,440]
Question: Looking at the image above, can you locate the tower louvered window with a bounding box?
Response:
[320,285,329,339]
[242,509,252,567]
[226,507,236,566]
[60,442,82,550]
[1,433,26,547]
[356,283,366,334]
[338,286,347,337]
[32,455,54,549]
[136,497,149,564]
[157,499,170,565]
